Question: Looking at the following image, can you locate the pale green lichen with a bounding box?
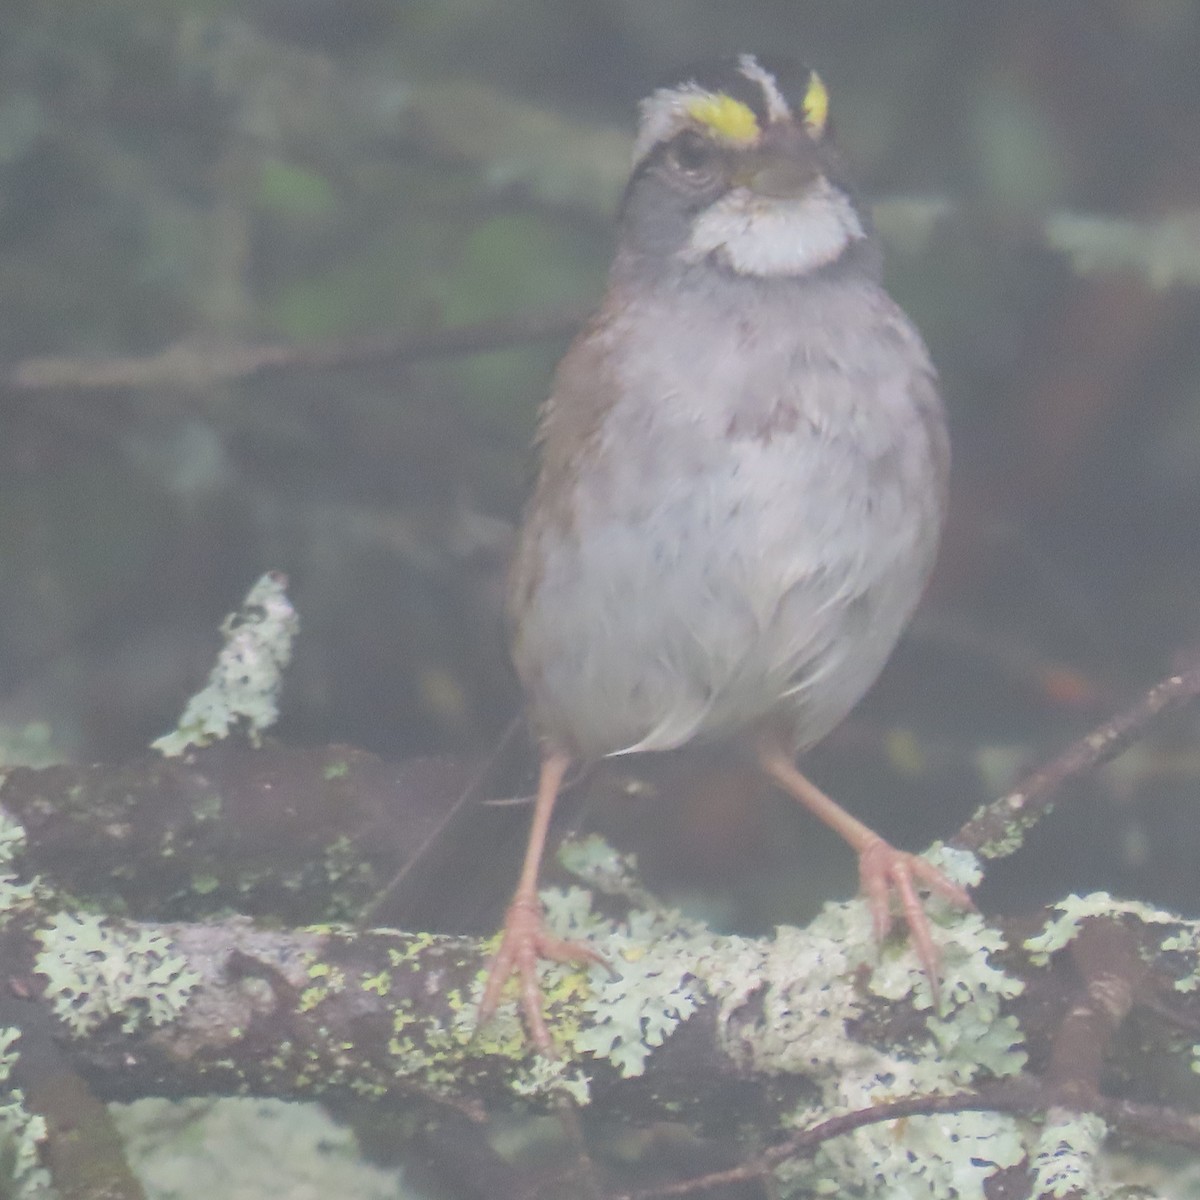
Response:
[0,812,53,1191]
[0,810,40,929]
[1158,925,1200,991]
[1159,923,1200,1071]
[550,886,704,1077]
[528,837,1031,1198]
[1024,892,1179,965]
[1031,1109,1109,1198]
[0,1027,51,1196]
[477,836,1193,1197]
[721,845,1027,1199]
[534,835,763,1081]
[557,834,656,905]
[34,913,201,1035]
[509,1055,591,1105]
[153,572,298,756]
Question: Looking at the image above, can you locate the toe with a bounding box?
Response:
[477,938,516,1028]
[859,842,897,943]
[889,859,942,1003]
[477,894,603,1052]
[857,839,975,1006]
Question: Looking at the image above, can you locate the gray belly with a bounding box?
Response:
[510,412,942,761]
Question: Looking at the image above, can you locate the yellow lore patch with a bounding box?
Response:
[802,72,830,136]
[685,93,760,145]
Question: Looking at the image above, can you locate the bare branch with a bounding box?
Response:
[8,309,585,396]
[952,664,1200,860]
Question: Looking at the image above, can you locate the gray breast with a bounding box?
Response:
[509,274,947,762]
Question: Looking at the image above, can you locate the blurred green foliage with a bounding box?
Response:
[3,5,1200,1195]
[0,0,1199,912]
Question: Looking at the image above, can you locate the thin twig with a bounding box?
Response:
[624,1081,1041,1198]
[8,308,587,395]
[952,664,1200,860]
[622,1073,1200,1199]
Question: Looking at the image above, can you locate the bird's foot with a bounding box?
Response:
[477,893,608,1055]
[857,838,975,1006]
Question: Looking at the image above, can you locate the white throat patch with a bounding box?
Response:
[682,177,865,277]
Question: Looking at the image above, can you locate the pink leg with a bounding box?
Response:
[757,740,973,1001]
[477,751,607,1053]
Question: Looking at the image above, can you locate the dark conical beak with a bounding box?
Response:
[741,158,820,198]
[731,129,823,198]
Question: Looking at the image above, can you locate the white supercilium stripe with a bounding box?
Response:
[633,84,712,166]
[737,55,791,123]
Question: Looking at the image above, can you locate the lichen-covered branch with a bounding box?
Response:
[3,649,1200,1196]
[4,896,1194,1109]
[5,857,1200,1193]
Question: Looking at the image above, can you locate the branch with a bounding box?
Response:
[624,1077,1200,1199]
[0,743,487,925]
[2,903,1196,1126]
[7,308,585,396]
[953,664,1200,860]
[2,668,1200,1196]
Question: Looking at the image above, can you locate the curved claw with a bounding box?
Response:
[477,894,607,1055]
[858,839,975,1007]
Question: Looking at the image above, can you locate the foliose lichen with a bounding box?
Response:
[729,847,1027,1199]
[0,809,39,929]
[1030,1109,1109,1199]
[34,913,201,1035]
[509,837,1036,1197]
[1023,891,1179,966]
[0,1027,50,1196]
[548,884,707,1078]
[1158,920,1200,1073]
[464,835,1190,1196]
[153,571,298,756]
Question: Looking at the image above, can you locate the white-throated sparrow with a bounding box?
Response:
[482,54,971,1051]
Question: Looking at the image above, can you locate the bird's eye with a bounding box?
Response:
[668,132,719,180]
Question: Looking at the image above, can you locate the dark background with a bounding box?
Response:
[2,0,1199,933]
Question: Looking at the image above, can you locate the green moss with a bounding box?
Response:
[256,158,336,219]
